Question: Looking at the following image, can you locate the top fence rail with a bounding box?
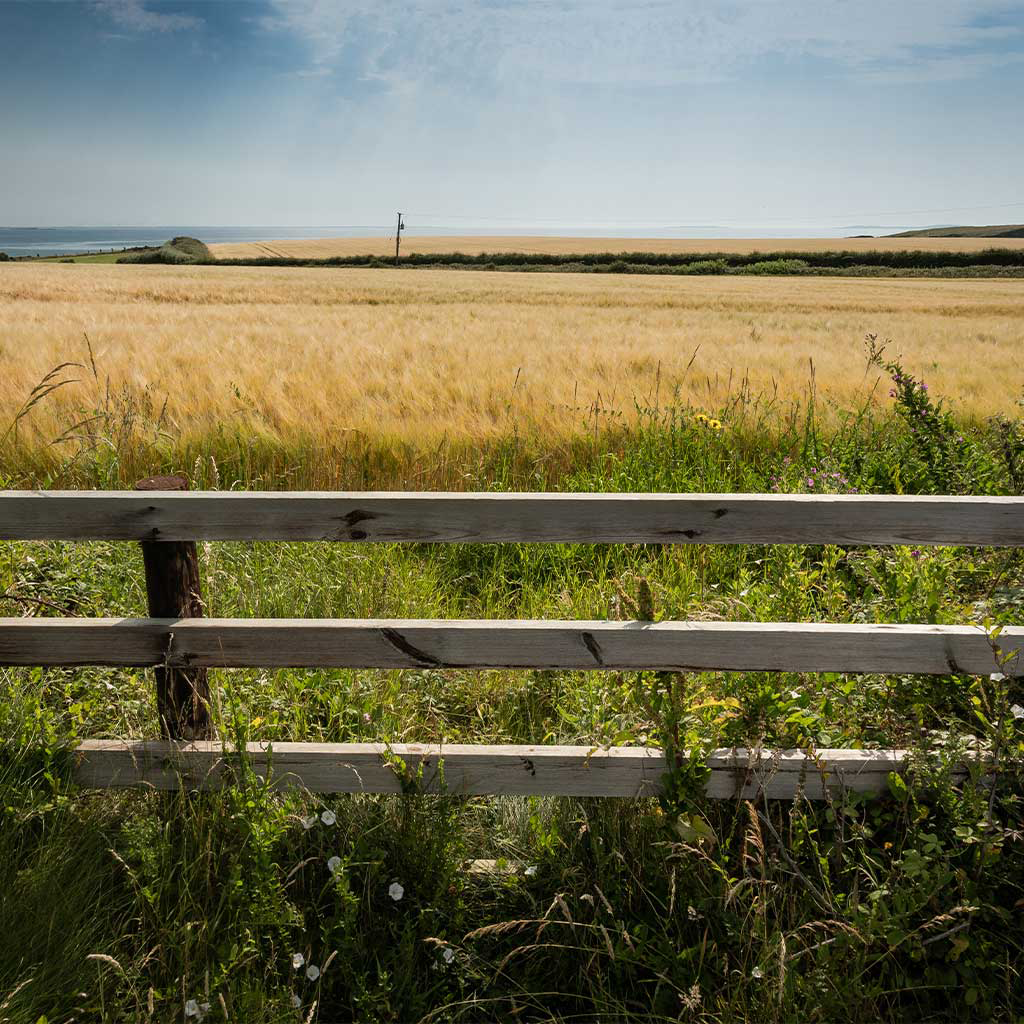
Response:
[2,491,1024,545]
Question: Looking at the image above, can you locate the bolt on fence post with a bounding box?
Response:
[134,474,212,740]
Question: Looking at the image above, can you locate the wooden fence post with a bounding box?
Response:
[134,474,212,739]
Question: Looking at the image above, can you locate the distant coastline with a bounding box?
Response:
[0,223,978,260]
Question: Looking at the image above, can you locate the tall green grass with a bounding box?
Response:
[1,343,1023,1021]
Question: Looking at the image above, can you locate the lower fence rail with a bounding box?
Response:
[72,740,927,800]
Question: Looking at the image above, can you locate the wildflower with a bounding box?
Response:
[327,856,342,874]
[306,964,320,981]
[389,881,405,901]
[889,389,896,398]
[301,815,317,830]
[442,947,455,964]
[807,477,815,488]
[687,905,703,920]
[991,672,1006,682]
[708,418,722,430]
[184,1000,210,1020]
[783,456,791,465]
[291,952,305,970]
[910,549,922,559]
[920,382,928,391]
[321,810,337,826]
[362,712,371,723]
[752,967,763,979]
[291,993,302,1008]
[1011,704,1024,720]
[524,865,538,877]
[884,841,893,850]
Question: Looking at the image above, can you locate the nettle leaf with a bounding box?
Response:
[887,772,908,799]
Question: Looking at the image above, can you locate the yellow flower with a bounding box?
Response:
[695,413,709,423]
[708,419,723,430]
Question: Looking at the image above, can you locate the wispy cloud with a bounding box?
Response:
[93,0,202,33]
[261,0,1024,87]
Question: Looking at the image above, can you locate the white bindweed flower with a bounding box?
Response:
[442,947,455,964]
[1011,704,1024,720]
[291,993,301,1008]
[306,964,320,981]
[327,855,342,874]
[991,672,1007,682]
[302,815,317,830]
[524,865,538,877]
[184,1000,209,1020]
[321,810,337,826]
[752,967,763,979]
[291,952,305,970]
[388,881,405,901]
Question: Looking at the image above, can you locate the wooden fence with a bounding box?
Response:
[2,481,1022,800]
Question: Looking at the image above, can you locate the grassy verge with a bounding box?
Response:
[30,251,134,264]
[2,346,1024,1021]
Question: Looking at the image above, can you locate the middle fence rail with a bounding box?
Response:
[1,488,1021,800]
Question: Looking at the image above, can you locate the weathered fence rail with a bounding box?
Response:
[2,491,1023,544]
[2,618,1021,675]
[2,486,1021,800]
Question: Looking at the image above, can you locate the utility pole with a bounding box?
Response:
[394,212,405,265]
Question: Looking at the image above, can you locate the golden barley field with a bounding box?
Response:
[1,263,1022,449]
[209,234,1024,260]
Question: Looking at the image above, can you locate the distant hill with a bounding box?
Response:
[118,236,212,264]
[888,224,1024,238]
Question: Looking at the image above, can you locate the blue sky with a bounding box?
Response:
[3,0,1024,230]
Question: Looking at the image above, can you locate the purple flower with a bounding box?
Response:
[920,383,928,392]
[910,549,922,559]
[807,477,815,488]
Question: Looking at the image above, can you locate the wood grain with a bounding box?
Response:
[71,740,917,799]
[3,491,1024,545]
[2,618,1018,675]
